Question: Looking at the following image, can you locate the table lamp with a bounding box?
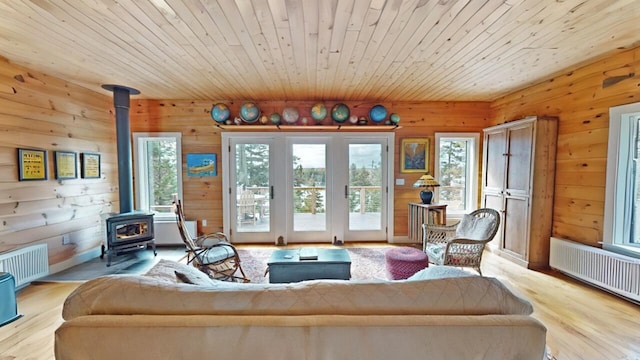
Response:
[413,173,440,204]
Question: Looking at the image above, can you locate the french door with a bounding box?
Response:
[222,132,394,244]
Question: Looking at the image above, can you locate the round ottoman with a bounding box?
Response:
[385,246,429,280]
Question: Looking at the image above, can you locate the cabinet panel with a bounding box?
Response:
[483,130,506,191]
[506,125,533,195]
[503,196,529,259]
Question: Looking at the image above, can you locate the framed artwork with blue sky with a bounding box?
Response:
[186,153,216,177]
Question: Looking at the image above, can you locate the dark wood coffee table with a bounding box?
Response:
[267,248,351,283]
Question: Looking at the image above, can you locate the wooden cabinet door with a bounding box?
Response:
[483,129,507,192]
[502,195,529,261]
[505,123,533,197]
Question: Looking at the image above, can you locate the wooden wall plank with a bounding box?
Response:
[0,58,116,268]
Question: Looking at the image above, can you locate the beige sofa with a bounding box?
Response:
[55,261,547,360]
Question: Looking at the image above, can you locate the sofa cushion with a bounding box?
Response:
[62,274,534,320]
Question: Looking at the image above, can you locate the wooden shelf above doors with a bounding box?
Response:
[215,124,401,132]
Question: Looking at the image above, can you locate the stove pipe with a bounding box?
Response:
[102,84,140,214]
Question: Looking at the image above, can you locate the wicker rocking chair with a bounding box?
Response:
[422,208,500,275]
[174,199,249,283]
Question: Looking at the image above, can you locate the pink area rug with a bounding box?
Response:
[236,247,393,283]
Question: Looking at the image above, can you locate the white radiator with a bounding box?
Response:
[0,244,49,288]
[550,237,640,302]
[154,220,196,245]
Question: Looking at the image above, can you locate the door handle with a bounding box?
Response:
[270,186,274,199]
[345,185,348,198]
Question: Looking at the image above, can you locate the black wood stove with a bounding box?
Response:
[102,211,155,266]
[100,84,156,266]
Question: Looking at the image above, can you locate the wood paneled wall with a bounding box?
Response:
[0,58,117,266]
[3,45,638,268]
[491,47,640,247]
[130,100,491,238]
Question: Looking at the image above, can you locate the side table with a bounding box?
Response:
[408,203,447,244]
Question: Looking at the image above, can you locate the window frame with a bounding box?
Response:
[132,132,183,221]
[605,102,640,257]
[434,132,480,219]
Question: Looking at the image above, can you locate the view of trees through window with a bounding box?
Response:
[293,155,326,214]
[349,161,382,213]
[235,143,269,189]
[145,138,178,214]
[438,138,469,211]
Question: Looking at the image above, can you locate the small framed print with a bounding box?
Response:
[18,148,48,181]
[401,138,429,173]
[186,153,217,177]
[54,151,78,180]
[81,152,101,179]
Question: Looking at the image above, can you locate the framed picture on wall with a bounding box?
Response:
[54,151,78,179]
[81,152,101,179]
[186,153,217,177]
[18,148,48,181]
[400,138,429,173]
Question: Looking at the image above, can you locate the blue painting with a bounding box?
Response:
[401,138,429,173]
[186,153,216,177]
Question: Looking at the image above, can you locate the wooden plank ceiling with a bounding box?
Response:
[0,0,638,101]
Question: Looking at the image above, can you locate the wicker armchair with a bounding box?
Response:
[422,208,500,275]
[174,199,249,283]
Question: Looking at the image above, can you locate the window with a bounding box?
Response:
[605,103,640,257]
[132,132,183,220]
[434,133,479,217]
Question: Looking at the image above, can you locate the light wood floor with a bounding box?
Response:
[1,246,639,360]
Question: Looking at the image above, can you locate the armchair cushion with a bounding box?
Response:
[195,232,227,247]
[200,245,237,264]
[424,243,446,264]
[455,214,495,240]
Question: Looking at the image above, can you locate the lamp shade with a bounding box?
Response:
[413,173,440,188]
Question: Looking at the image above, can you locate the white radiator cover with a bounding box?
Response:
[0,244,49,288]
[550,237,640,302]
[154,220,196,245]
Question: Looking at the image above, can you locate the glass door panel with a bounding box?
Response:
[348,144,383,231]
[234,142,271,234]
[292,143,327,232]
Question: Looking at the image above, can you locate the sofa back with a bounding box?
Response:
[63,274,533,319]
